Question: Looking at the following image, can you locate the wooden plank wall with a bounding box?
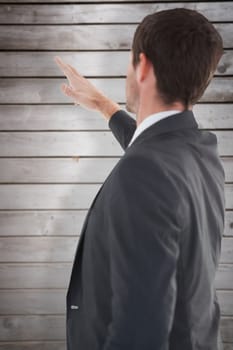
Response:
[0,1,232,349]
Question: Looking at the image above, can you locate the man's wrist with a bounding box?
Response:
[96,93,121,121]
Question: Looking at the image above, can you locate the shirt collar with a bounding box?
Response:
[127,110,182,148]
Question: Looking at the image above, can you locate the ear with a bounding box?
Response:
[135,52,150,83]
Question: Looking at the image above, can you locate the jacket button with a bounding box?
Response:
[71,305,79,309]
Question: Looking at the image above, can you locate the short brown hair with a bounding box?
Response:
[131,8,223,109]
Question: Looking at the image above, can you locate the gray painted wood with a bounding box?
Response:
[0,183,232,209]
[0,184,101,209]
[0,210,87,236]
[0,130,232,156]
[0,157,231,183]
[0,24,232,50]
[0,104,232,130]
[0,78,232,104]
[0,3,232,23]
[0,51,232,77]
[0,342,65,350]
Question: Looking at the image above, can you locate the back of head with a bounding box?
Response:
[131,8,223,109]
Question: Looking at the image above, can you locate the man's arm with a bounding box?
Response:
[54,56,136,150]
[108,109,137,151]
[103,155,181,350]
[95,95,137,150]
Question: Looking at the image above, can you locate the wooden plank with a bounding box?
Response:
[0,237,80,263]
[0,289,232,315]
[0,3,232,24]
[214,132,233,156]
[0,210,87,236]
[0,342,65,350]
[0,209,232,237]
[193,104,233,129]
[0,78,232,104]
[0,104,232,131]
[223,344,233,350]
[0,157,231,183]
[0,262,232,289]
[221,238,233,263]
[0,315,65,341]
[0,184,102,209]
[0,51,232,77]
[0,130,232,156]
[2,78,124,104]
[215,265,233,290]
[0,314,232,342]
[0,236,232,263]
[225,211,233,237]
[0,183,231,210]
[0,24,231,50]
[218,291,233,316]
[221,317,233,343]
[0,51,130,78]
[0,158,118,183]
[222,158,233,183]
[0,131,123,157]
[0,289,65,314]
[0,263,71,289]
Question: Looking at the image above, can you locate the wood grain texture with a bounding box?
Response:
[0,342,65,350]
[0,157,231,183]
[0,2,232,23]
[0,183,232,209]
[0,210,87,236]
[0,130,232,156]
[0,104,232,130]
[0,78,232,104]
[0,24,232,50]
[0,51,232,77]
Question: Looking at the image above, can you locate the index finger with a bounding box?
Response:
[54,56,73,77]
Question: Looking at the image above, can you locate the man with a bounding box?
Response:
[54,8,225,350]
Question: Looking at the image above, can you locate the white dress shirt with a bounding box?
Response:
[127,110,181,148]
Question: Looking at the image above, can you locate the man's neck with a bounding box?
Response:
[135,103,192,127]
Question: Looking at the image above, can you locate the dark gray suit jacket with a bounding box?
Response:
[66,109,225,350]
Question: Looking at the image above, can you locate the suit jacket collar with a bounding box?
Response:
[127,109,198,149]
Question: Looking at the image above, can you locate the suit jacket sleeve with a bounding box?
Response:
[108,109,137,150]
[103,155,181,350]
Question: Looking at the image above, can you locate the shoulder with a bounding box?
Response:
[108,153,184,233]
[111,152,181,207]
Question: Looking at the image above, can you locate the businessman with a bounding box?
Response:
[55,8,225,350]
